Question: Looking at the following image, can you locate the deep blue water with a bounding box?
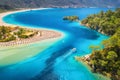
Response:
[1,8,113,80]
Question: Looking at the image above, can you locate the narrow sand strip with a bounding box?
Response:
[0,8,49,26]
[0,8,64,66]
[0,30,62,47]
[0,38,61,66]
[0,8,63,47]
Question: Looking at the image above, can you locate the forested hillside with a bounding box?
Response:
[0,0,120,8]
[82,8,120,35]
[81,8,120,80]
[0,4,14,12]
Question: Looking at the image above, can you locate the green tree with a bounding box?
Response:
[107,51,118,60]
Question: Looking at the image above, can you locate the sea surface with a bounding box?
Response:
[1,8,113,80]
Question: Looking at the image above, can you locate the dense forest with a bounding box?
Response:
[81,8,120,80]
[81,8,120,35]
[0,4,14,13]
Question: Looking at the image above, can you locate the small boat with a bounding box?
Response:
[71,48,77,53]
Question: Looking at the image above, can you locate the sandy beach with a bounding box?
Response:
[0,8,64,66]
[0,8,63,47]
[0,8,50,26]
[0,30,62,47]
[0,37,61,66]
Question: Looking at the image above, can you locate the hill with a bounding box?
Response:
[81,8,120,80]
[0,0,120,8]
[81,8,120,35]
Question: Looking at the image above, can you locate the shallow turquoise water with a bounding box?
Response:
[1,8,113,80]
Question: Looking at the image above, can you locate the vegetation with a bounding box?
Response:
[0,26,16,42]
[0,26,37,42]
[0,0,120,8]
[89,29,120,80]
[0,4,14,13]
[63,16,79,21]
[81,8,120,80]
[81,8,120,35]
[14,28,36,39]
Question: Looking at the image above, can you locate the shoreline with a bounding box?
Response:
[0,30,62,47]
[0,8,63,47]
[75,56,111,80]
[0,8,64,66]
[0,37,61,66]
[0,8,51,26]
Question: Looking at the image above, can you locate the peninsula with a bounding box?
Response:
[0,9,62,47]
[76,8,120,80]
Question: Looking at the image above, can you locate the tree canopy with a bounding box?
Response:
[81,8,120,36]
[63,16,79,21]
[84,8,120,80]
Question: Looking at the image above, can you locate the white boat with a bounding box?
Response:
[71,48,77,53]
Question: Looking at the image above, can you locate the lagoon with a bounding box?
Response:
[1,8,113,80]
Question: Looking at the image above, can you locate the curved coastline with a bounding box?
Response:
[0,8,53,26]
[0,8,111,80]
[0,8,65,66]
[0,8,64,47]
[2,8,66,34]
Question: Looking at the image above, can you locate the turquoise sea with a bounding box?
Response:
[1,8,113,80]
